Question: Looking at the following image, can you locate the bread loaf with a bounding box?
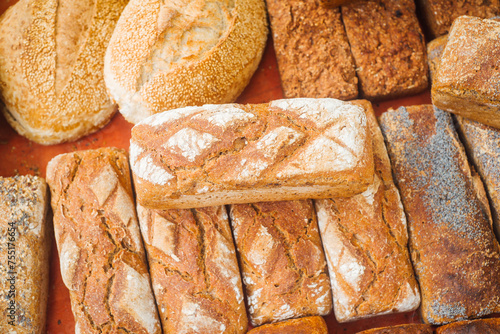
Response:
[265,0,358,99]
[379,105,500,325]
[136,205,247,334]
[315,100,420,323]
[130,98,374,209]
[104,0,268,124]
[229,200,332,326]
[427,34,448,83]
[46,148,162,334]
[356,323,434,334]
[319,0,362,7]
[247,316,328,334]
[0,0,127,144]
[0,176,50,334]
[436,318,500,333]
[432,16,500,129]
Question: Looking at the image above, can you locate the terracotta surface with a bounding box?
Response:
[0,1,446,333]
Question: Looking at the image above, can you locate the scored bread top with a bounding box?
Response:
[104,0,268,124]
[130,98,374,209]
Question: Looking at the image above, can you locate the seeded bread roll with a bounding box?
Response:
[247,316,328,334]
[436,318,500,333]
[315,100,420,323]
[0,0,127,144]
[380,105,500,325]
[229,200,333,326]
[46,148,162,334]
[104,0,268,124]
[356,323,434,334]
[265,0,358,99]
[137,205,247,334]
[432,16,500,129]
[130,98,374,210]
[0,176,50,334]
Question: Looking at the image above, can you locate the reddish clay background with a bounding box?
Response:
[0,1,443,333]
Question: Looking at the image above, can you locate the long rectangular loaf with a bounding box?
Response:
[130,98,374,209]
[265,0,358,99]
[341,0,428,100]
[136,205,248,334]
[247,316,328,334]
[314,100,420,323]
[379,105,500,324]
[0,175,50,334]
[436,318,500,333]
[229,200,333,326]
[432,16,500,129]
[46,148,162,334]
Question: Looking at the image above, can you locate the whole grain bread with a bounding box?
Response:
[137,205,248,334]
[247,316,328,334]
[46,148,162,334]
[0,176,50,334]
[265,0,358,99]
[0,0,127,144]
[130,99,374,209]
[315,100,420,323]
[356,323,434,334]
[104,0,268,124]
[229,200,332,326]
[436,318,500,333]
[379,105,500,325]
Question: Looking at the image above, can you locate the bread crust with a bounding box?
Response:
[104,0,268,124]
[432,16,500,129]
[427,34,448,83]
[357,323,434,334]
[0,0,126,145]
[436,318,500,333]
[46,148,162,334]
[315,100,420,323]
[0,176,50,334]
[247,316,328,334]
[137,205,248,334]
[229,200,332,326]
[379,105,500,325]
[265,0,358,99]
[130,99,374,209]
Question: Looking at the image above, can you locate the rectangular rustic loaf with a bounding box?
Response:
[46,148,162,334]
[341,0,428,100]
[229,200,333,326]
[436,318,500,334]
[136,205,248,334]
[432,16,500,129]
[379,105,500,325]
[264,0,358,99]
[130,98,374,209]
[247,316,328,334]
[0,175,50,334]
[315,100,420,323]
[357,324,434,334]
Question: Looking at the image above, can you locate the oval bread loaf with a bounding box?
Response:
[104,0,268,124]
[0,0,127,145]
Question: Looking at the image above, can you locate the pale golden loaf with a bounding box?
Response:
[0,0,127,145]
[104,0,268,124]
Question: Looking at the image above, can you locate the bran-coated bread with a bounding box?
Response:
[0,176,50,334]
[46,148,162,334]
[0,0,127,144]
[130,98,374,209]
[436,318,500,333]
[104,0,268,124]
[137,205,248,334]
[247,316,328,334]
[379,105,500,325]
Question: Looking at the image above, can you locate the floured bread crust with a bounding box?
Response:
[0,0,127,144]
[130,98,374,209]
[46,148,162,334]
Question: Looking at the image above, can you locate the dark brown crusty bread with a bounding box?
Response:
[432,16,500,129]
[436,317,500,333]
[0,176,50,334]
[319,0,363,7]
[356,323,434,334]
[229,200,333,326]
[315,100,420,323]
[379,105,500,325]
[46,148,162,334]
[265,0,358,99]
[416,0,500,37]
[247,316,328,334]
[427,34,448,83]
[341,0,428,100]
[136,205,248,334]
[130,99,374,209]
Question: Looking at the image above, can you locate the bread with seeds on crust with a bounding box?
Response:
[104,0,268,124]
[0,0,127,145]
